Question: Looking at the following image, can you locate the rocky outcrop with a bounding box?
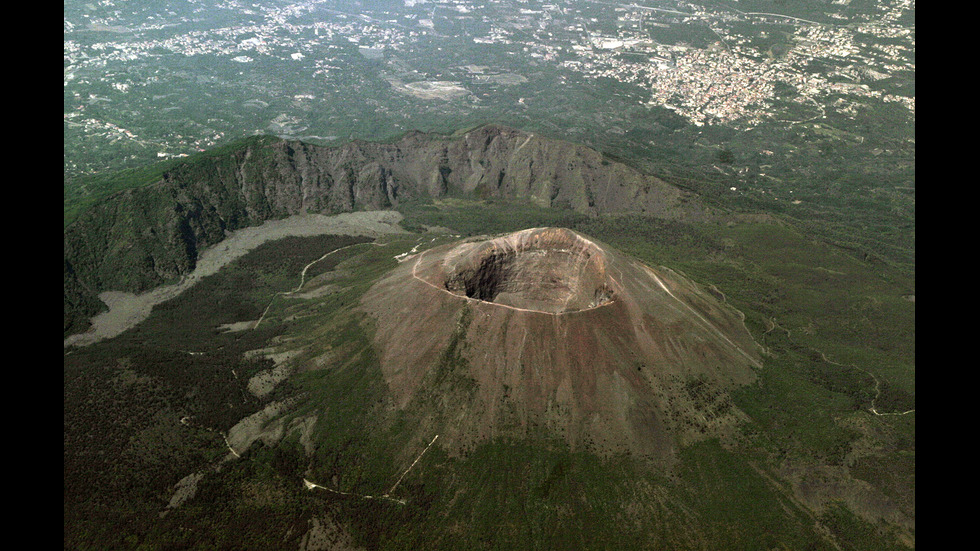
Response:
[64,125,709,335]
[441,228,612,313]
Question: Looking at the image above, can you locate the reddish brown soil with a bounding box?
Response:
[359,228,762,466]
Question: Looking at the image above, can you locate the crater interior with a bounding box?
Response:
[442,228,614,314]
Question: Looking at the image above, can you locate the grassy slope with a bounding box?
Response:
[64,135,277,228]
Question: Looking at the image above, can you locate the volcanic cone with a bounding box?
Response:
[360,228,762,465]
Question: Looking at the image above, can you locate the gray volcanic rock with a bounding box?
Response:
[64,125,711,335]
[359,228,763,466]
[440,228,613,313]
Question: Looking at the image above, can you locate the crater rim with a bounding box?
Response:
[440,228,616,314]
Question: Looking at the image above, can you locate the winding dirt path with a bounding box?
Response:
[64,211,406,348]
[817,351,915,417]
[252,240,393,330]
[763,316,914,417]
[303,434,439,506]
[386,434,439,495]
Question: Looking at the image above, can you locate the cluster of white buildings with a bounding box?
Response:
[64,0,914,174]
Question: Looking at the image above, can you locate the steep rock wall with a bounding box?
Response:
[64,125,708,335]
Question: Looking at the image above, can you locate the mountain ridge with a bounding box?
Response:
[64,124,716,335]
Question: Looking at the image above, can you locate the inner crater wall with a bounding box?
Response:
[441,228,613,313]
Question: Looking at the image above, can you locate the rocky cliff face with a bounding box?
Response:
[441,228,612,313]
[64,125,709,335]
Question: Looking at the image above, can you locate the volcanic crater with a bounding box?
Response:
[440,228,614,314]
[361,228,763,465]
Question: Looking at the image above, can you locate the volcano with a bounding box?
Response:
[361,228,763,465]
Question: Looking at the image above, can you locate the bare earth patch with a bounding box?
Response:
[359,227,763,464]
[64,211,406,348]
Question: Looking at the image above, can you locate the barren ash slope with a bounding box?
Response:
[362,227,762,466]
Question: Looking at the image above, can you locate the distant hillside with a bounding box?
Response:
[64,125,716,335]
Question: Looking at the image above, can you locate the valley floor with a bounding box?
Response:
[64,210,407,348]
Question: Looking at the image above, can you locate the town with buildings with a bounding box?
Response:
[64,0,914,176]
